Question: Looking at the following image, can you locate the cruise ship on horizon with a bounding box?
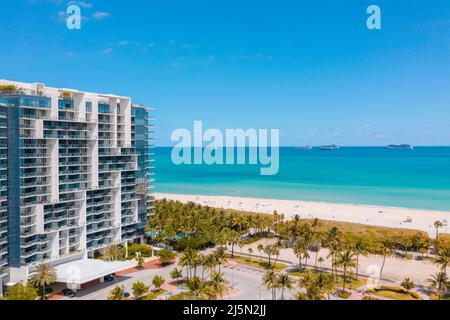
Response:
[320,144,340,150]
[295,145,312,150]
[386,144,414,150]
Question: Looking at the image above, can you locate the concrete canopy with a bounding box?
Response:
[54,259,134,285]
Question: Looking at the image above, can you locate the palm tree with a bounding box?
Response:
[203,285,218,300]
[317,257,324,269]
[314,271,335,300]
[179,248,199,279]
[428,272,450,300]
[400,278,415,292]
[187,276,206,297]
[247,248,254,260]
[299,271,335,300]
[353,240,368,280]
[210,272,228,298]
[294,291,310,300]
[264,245,274,268]
[294,239,309,270]
[217,228,231,249]
[132,281,149,298]
[326,242,341,280]
[170,268,183,284]
[272,245,281,267]
[103,244,122,261]
[30,263,57,300]
[152,275,165,291]
[434,221,443,247]
[277,273,293,300]
[108,285,126,300]
[324,227,341,277]
[203,254,215,277]
[262,270,278,300]
[310,219,323,270]
[196,254,206,280]
[238,240,245,256]
[336,249,356,291]
[377,239,393,287]
[435,249,449,273]
[214,248,226,273]
[257,244,264,261]
[228,230,241,258]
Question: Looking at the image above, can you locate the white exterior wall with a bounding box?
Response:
[123,98,132,147]
[50,140,59,202]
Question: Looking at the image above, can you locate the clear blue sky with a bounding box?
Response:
[1,0,450,146]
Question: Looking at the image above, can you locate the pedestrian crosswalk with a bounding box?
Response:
[224,264,266,274]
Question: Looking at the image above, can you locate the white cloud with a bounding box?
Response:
[67,1,92,8]
[92,11,111,20]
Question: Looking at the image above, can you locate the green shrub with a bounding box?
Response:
[157,249,176,265]
[121,244,153,260]
[0,85,18,92]
[173,236,208,251]
[142,289,165,300]
[5,281,38,300]
[152,275,165,290]
[132,281,149,298]
[336,290,351,299]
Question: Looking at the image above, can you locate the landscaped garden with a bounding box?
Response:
[366,286,422,300]
[229,255,288,272]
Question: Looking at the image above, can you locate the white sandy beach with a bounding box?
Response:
[155,193,450,237]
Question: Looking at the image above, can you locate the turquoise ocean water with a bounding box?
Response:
[154,147,450,211]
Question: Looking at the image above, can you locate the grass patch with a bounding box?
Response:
[366,286,422,300]
[439,234,450,248]
[426,292,450,301]
[241,232,275,245]
[169,292,199,300]
[288,268,366,289]
[228,255,288,272]
[362,296,380,300]
[336,290,351,299]
[141,289,165,300]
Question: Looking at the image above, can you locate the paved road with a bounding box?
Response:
[66,265,176,300]
[63,262,296,300]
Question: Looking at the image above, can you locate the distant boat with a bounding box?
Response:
[320,144,340,151]
[295,146,312,150]
[386,144,414,150]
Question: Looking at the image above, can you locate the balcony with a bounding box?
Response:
[98,103,111,114]
[58,99,74,111]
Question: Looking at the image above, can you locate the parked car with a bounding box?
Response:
[62,289,76,298]
[104,274,116,282]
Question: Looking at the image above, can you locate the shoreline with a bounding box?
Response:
[155,193,450,237]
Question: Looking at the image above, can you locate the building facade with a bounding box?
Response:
[0,80,154,293]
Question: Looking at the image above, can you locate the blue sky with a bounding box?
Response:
[1,0,450,146]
